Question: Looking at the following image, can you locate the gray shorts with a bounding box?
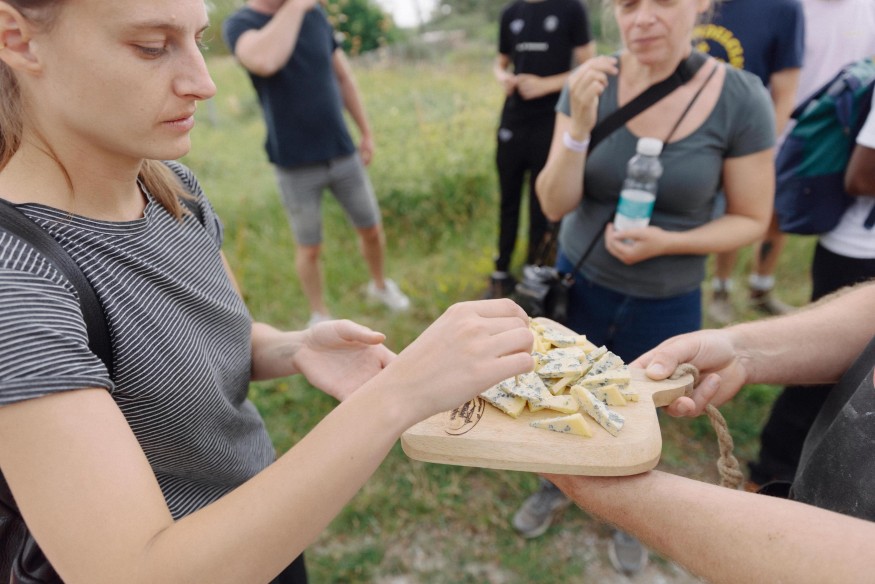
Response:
[274,153,381,246]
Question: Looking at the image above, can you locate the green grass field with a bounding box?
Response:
[183,50,819,583]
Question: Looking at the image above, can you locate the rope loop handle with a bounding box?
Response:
[670,363,745,490]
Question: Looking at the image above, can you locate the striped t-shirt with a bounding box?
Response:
[0,163,275,519]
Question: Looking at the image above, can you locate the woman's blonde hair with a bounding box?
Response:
[0,0,190,219]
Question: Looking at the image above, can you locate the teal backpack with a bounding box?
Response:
[775,57,875,235]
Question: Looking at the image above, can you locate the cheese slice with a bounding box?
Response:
[578,369,631,389]
[530,413,593,437]
[588,351,625,377]
[538,326,579,348]
[537,356,587,378]
[585,345,608,363]
[575,336,599,353]
[532,335,552,354]
[540,394,580,414]
[545,346,588,361]
[545,373,579,396]
[618,387,640,402]
[480,384,526,418]
[571,385,625,436]
[589,383,627,406]
[505,372,552,406]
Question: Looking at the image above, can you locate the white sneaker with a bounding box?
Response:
[307,311,332,328]
[367,279,410,311]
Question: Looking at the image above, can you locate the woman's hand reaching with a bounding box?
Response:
[293,320,395,401]
[378,299,534,425]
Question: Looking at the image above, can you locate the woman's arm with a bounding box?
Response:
[535,113,588,220]
[535,56,619,221]
[0,299,533,584]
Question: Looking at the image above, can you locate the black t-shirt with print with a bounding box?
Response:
[498,0,592,122]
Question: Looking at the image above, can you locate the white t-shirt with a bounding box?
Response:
[795,0,875,105]
[820,90,875,258]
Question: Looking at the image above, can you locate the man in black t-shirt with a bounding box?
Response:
[485,0,594,299]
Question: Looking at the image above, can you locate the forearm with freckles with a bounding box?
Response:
[726,282,875,386]
[547,471,875,584]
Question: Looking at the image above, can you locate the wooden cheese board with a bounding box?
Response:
[401,321,694,476]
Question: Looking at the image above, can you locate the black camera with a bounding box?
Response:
[511,264,572,323]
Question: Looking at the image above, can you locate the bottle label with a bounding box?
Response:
[616,189,655,220]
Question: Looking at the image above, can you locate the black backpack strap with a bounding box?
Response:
[0,200,113,377]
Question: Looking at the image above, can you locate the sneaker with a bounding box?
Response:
[749,289,793,316]
[511,482,572,539]
[367,279,410,311]
[707,289,735,325]
[307,311,332,328]
[608,529,648,576]
[482,274,517,300]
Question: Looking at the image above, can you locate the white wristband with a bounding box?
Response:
[562,131,590,153]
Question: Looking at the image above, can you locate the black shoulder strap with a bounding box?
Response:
[589,50,708,152]
[0,200,114,377]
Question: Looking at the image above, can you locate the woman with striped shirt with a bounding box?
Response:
[0,1,534,583]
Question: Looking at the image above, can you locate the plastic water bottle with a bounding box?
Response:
[614,137,664,231]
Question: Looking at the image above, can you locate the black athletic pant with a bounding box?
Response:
[494,114,554,273]
[749,243,875,485]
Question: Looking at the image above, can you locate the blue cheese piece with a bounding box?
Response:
[587,351,625,377]
[538,326,579,348]
[505,372,552,406]
[585,345,608,363]
[571,385,625,436]
[545,373,580,396]
[530,413,593,437]
[578,369,631,389]
[540,394,580,414]
[589,383,627,406]
[536,356,587,378]
[545,346,589,361]
[480,384,526,418]
[618,387,640,402]
[532,335,552,354]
